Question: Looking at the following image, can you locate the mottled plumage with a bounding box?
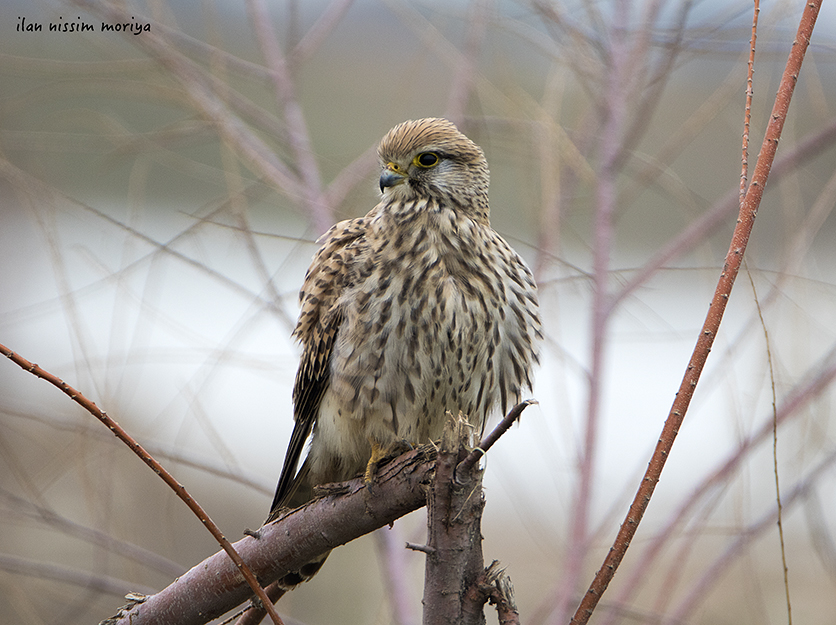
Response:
[267,118,541,587]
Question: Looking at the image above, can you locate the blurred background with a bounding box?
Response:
[2,0,836,623]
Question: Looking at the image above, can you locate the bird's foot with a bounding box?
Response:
[364,438,416,493]
[364,438,386,489]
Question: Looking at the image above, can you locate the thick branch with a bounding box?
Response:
[100,445,436,625]
[423,414,486,625]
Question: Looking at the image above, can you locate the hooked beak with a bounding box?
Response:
[379,162,407,193]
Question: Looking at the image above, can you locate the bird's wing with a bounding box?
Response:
[269,218,368,514]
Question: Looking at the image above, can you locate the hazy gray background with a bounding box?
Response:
[2,0,836,623]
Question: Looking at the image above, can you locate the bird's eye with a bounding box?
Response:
[414,152,440,168]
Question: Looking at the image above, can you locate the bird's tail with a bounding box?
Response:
[265,459,332,590]
[266,458,315,522]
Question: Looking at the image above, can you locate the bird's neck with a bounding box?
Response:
[376,194,490,229]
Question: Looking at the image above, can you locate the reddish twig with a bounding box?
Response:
[740,0,760,205]
[569,2,822,623]
[602,342,836,620]
[0,343,285,625]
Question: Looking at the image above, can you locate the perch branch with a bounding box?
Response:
[101,444,437,625]
[423,414,485,625]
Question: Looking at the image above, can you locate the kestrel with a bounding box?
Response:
[268,118,541,587]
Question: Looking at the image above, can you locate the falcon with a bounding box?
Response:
[268,117,541,588]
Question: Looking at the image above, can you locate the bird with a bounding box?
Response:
[266,117,542,589]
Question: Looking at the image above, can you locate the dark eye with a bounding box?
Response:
[415,152,439,168]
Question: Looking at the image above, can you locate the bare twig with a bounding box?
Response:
[0,552,154,598]
[740,0,760,205]
[456,399,537,481]
[748,266,792,624]
[561,1,633,616]
[569,2,822,623]
[605,339,836,616]
[406,542,436,554]
[670,447,836,623]
[0,344,284,625]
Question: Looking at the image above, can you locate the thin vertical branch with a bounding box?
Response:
[533,75,564,276]
[748,266,792,625]
[740,0,760,205]
[375,526,419,625]
[569,1,822,622]
[669,448,836,624]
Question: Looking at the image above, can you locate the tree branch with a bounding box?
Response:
[100,444,437,625]
[569,1,823,622]
[456,399,536,480]
[0,342,283,625]
[423,414,486,625]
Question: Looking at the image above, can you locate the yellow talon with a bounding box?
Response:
[364,438,386,485]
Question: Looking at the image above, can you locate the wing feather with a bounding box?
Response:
[269,218,367,514]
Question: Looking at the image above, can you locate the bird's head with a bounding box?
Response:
[377,118,490,222]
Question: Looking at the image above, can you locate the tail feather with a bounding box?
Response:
[266,458,315,522]
[265,458,332,590]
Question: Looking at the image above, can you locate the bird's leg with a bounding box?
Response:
[364,437,386,485]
